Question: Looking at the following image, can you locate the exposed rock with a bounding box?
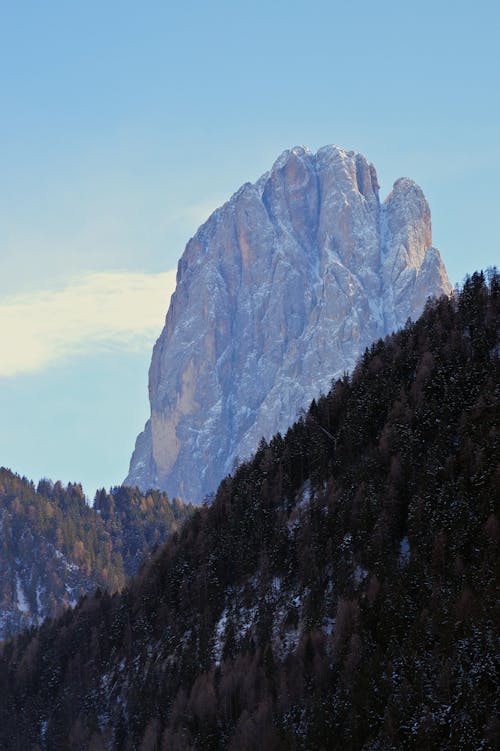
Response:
[126,145,451,501]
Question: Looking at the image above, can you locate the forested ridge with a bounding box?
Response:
[94,485,192,579]
[0,271,498,750]
[0,471,193,639]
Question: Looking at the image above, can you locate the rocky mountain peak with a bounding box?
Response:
[126,144,451,502]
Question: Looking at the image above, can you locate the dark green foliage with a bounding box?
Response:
[0,271,497,750]
[94,485,193,577]
[0,471,124,636]
[0,471,193,640]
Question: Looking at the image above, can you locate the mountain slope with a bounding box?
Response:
[1,270,497,750]
[0,472,192,640]
[126,144,451,503]
[94,485,193,578]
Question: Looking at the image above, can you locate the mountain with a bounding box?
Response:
[126,144,451,503]
[0,471,192,640]
[1,271,497,750]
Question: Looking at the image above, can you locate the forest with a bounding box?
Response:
[0,470,193,638]
[0,270,497,750]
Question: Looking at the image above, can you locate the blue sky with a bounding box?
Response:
[1,1,498,498]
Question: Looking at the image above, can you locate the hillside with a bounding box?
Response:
[0,271,497,750]
[94,485,192,578]
[0,472,193,640]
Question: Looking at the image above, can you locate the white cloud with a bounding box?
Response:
[0,270,177,376]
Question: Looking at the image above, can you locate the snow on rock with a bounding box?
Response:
[126,144,452,502]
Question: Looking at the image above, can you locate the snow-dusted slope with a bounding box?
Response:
[126,145,451,501]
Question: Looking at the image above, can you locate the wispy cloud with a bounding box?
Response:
[0,270,177,376]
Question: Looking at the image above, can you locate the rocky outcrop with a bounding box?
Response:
[126,145,451,501]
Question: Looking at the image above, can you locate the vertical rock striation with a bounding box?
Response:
[126,145,451,501]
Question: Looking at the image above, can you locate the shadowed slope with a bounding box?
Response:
[1,271,497,750]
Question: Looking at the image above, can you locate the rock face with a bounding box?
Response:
[126,145,451,502]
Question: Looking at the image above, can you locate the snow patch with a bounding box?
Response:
[212,608,228,666]
[323,617,336,636]
[16,574,29,613]
[354,564,368,585]
[399,536,410,566]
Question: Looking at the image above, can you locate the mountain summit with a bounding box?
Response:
[126,145,451,501]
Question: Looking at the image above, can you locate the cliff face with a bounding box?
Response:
[126,145,451,501]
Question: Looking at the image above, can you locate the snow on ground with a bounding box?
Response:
[354,564,368,585]
[399,536,410,566]
[16,574,29,613]
[213,607,228,666]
